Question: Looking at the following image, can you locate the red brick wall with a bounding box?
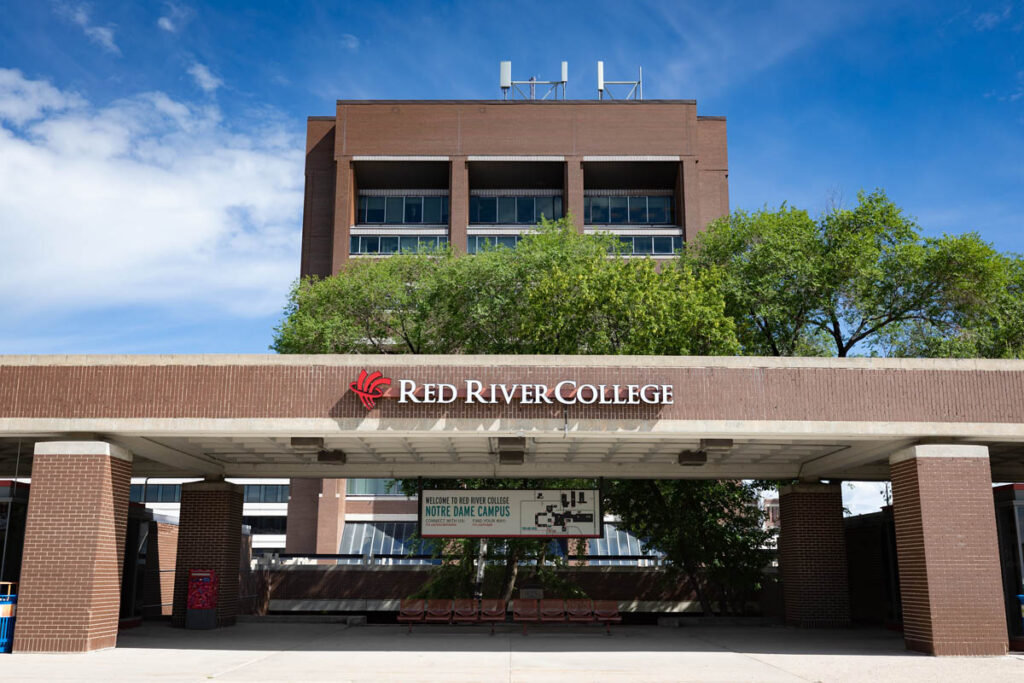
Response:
[172,482,243,627]
[305,101,728,273]
[5,362,1024,426]
[778,483,850,627]
[301,118,336,277]
[890,452,1007,655]
[284,478,320,554]
[14,450,131,652]
[142,520,178,618]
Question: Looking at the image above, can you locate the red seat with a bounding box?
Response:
[566,599,595,623]
[398,598,425,633]
[424,599,453,624]
[512,599,540,635]
[593,600,622,635]
[479,599,506,635]
[452,599,479,623]
[539,599,566,623]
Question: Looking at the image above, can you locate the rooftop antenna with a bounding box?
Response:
[500,61,568,100]
[597,61,642,100]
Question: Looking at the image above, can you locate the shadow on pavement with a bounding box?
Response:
[115,621,914,657]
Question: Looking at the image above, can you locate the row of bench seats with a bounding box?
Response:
[397,598,623,635]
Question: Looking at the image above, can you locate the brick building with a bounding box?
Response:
[300,99,728,275]
[0,98,1019,658]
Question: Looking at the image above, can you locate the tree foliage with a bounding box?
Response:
[603,479,772,615]
[273,218,740,356]
[685,190,1005,357]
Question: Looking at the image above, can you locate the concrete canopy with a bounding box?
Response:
[2,354,1024,481]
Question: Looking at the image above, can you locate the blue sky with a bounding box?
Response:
[1,0,1023,356]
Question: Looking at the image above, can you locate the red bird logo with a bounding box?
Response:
[350,370,391,410]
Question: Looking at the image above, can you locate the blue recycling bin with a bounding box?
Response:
[0,583,16,654]
[1017,595,1024,635]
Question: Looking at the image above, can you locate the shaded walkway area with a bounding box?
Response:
[3,622,1023,682]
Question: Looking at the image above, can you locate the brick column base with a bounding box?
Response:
[14,441,132,653]
[890,445,1007,655]
[778,483,850,627]
[172,481,243,628]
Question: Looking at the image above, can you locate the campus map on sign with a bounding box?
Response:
[419,489,601,538]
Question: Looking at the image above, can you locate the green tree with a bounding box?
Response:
[686,190,1003,357]
[603,479,772,615]
[274,217,740,357]
[880,252,1024,359]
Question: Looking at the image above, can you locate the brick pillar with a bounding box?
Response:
[331,156,355,274]
[172,481,243,627]
[315,478,346,554]
[14,441,132,652]
[778,482,850,627]
[889,444,1007,655]
[564,156,584,232]
[449,156,469,253]
[680,157,701,244]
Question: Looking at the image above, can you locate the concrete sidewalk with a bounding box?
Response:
[1,622,1022,682]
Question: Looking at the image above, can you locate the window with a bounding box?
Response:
[350,235,448,255]
[423,196,442,224]
[470,195,563,225]
[652,236,675,254]
[346,479,403,496]
[243,484,290,503]
[339,522,440,565]
[586,195,674,225]
[467,234,523,254]
[648,196,671,224]
[613,236,683,256]
[516,197,534,224]
[477,197,497,223]
[242,516,288,535]
[498,197,517,224]
[628,196,648,223]
[365,197,385,223]
[536,196,553,221]
[358,195,448,226]
[404,197,423,223]
[608,196,628,223]
[135,484,180,503]
[588,523,662,567]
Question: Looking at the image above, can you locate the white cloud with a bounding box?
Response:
[158,2,194,33]
[187,62,223,93]
[0,69,303,320]
[974,6,1012,31]
[54,2,121,55]
[646,0,869,98]
[0,68,85,125]
[341,33,360,51]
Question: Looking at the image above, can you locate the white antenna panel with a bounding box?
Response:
[561,61,568,83]
[597,61,604,91]
[500,61,512,89]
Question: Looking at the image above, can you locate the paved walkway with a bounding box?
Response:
[2,622,1023,682]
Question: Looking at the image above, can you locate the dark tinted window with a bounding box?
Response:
[404,197,423,223]
[365,197,385,223]
[498,197,516,224]
[424,196,442,223]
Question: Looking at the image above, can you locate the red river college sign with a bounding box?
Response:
[351,369,673,409]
